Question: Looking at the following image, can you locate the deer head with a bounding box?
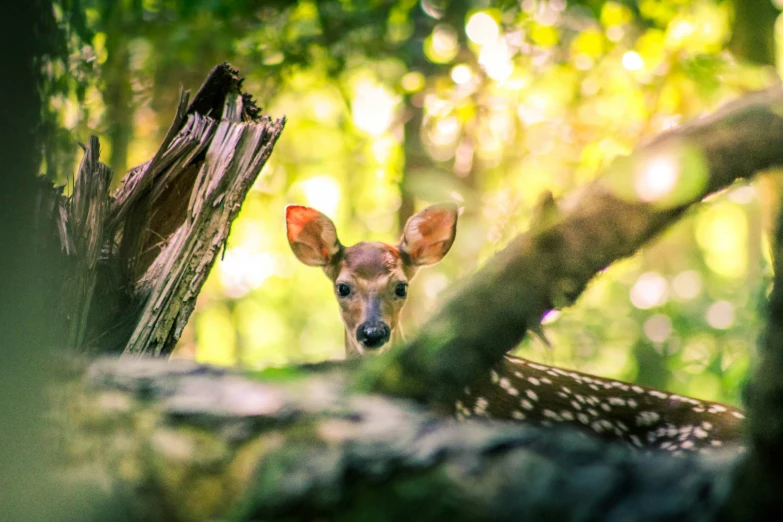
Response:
[286,203,458,358]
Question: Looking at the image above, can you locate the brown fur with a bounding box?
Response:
[325,242,414,358]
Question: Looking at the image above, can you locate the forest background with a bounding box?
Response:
[45,0,783,406]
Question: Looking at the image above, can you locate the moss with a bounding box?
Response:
[245,366,304,383]
[337,466,468,522]
[146,426,237,520]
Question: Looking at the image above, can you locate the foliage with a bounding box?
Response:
[50,0,783,405]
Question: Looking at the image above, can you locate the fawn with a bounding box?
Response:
[286,203,458,358]
[286,203,745,453]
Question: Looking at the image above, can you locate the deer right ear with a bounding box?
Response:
[285,205,342,266]
[399,203,458,266]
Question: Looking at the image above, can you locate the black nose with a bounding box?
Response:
[356,322,391,349]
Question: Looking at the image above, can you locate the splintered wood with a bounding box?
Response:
[126,102,284,356]
[47,63,285,356]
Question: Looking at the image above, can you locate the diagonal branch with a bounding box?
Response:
[355,87,783,405]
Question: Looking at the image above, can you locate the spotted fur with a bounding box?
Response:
[456,355,745,454]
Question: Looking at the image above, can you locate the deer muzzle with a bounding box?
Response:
[356,321,391,349]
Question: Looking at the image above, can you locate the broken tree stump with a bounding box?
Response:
[42,63,285,356]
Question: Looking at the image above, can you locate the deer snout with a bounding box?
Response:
[356,322,391,349]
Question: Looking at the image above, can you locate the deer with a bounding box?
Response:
[286,203,746,454]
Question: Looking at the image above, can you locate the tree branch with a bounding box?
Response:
[355,87,783,405]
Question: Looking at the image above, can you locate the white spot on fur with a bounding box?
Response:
[635,411,660,426]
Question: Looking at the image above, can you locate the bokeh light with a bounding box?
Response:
[466,12,499,45]
[479,38,514,81]
[695,202,748,278]
[451,64,473,84]
[635,154,680,202]
[622,51,644,71]
[643,314,673,343]
[672,270,703,301]
[351,81,399,136]
[706,301,735,330]
[219,249,276,299]
[630,272,669,310]
[300,176,341,218]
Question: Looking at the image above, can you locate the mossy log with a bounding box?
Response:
[62,357,737,522]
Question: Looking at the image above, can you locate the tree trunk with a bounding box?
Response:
[728,0,779,67]
[102,0,135,177]
[0,2,67,520]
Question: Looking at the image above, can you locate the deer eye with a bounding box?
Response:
[395,282,408,298]
[336,283,351,297]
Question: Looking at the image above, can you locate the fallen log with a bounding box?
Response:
[61,356,736,522]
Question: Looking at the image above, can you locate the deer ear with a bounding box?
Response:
[286,205,342,266]
[399,203,458,266]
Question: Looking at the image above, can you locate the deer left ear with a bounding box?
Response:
[286,205,342,266]
[399,203,459,266]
